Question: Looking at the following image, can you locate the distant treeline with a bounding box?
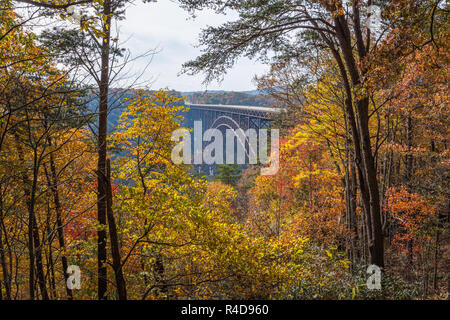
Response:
[182,91,275,107]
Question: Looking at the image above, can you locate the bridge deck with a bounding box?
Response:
[185,103,282,116]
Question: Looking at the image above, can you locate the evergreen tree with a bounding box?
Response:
[215,164,241,186]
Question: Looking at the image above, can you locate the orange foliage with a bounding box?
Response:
[385,187,437,253]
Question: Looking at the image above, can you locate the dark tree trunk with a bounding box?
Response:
[0,209,11,300]
[105,159,127,299]
[97,0,112,300]
[0,193,11,299]
[405,114,414,266]
[31,178,49,300]
[349,159,359,264]
[357,97,384,268]
[13,132,49,299]
[44,201,57,299]
[332,15,384,268]
[46,148,73,299]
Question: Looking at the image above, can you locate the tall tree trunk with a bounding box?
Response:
[405,113,414,267]
[357,97,384,268]
[311,13,380,266]
[45,149,73,299]
[13,132,49,299]
[97,0,112,300]
[30,163,49,300]
[333,15,384,268]
[0,206,11,300]
[433,226,440,292]
[44,198,57,299]
[349,159,359,264]
[105,159,127,299]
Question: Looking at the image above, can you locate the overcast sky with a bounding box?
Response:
[118,0,269,92]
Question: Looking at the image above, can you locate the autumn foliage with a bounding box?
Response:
[0,0,448,301]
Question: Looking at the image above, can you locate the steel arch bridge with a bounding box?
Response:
[183,103,281,132]
[181,103,282,176]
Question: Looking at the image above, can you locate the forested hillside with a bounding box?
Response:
[184,91,275,106]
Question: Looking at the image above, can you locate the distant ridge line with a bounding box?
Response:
[185,103,283,114]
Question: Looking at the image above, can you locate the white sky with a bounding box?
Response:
[118,0,269,92]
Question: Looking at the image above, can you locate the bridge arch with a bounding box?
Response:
[211,115,242,131]
[211,115,256,160]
